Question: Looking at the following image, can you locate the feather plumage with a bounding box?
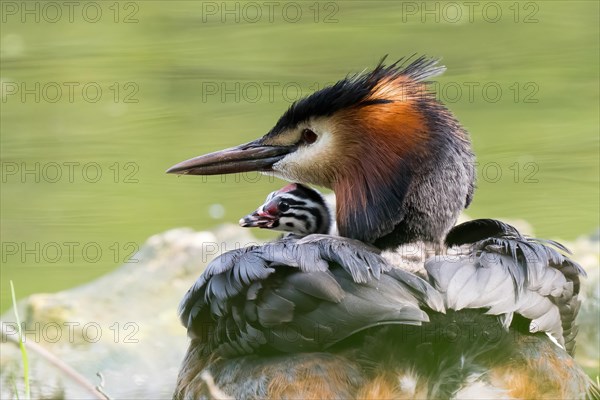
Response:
[179,235,439,358]
[429,219,585,355]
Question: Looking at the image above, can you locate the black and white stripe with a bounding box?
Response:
[259,184,331,235]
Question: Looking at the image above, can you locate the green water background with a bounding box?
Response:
[1,1,599,312]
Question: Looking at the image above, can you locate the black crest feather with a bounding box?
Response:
[266,55,445,136]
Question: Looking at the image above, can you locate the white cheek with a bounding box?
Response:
[278,216,303,232]
[261,169,290,182]
[272,148,312,181]
[271,132,334,181]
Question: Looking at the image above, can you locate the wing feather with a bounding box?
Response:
[179,234,440,356]
[429,219,586,355]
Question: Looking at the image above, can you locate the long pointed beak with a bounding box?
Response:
[166,139,293,175]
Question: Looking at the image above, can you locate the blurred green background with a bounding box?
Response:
[1,0,598,314]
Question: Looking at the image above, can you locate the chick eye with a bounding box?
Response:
[278,201,290,212]
[301,128,317,144]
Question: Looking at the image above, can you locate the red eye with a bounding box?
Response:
[302,128,317,144]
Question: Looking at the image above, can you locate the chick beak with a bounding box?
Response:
[166,139,293,176]
[239,211,277,229]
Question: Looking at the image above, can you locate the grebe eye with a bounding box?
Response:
[279,201,290,212]
[301,128,317,144]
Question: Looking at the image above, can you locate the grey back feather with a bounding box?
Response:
[179,218,585,358]
[179,235,443,357]
[427,219,585,355]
